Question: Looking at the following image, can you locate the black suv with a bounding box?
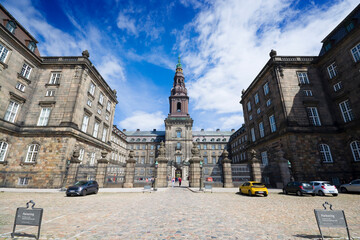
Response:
[66,180,99,196]
[283,181,315,196]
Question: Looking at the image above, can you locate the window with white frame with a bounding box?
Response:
[87,99,92,107]
[261,151,268,166]
[297,72,310,84]
[105,114,109,121]
[25,144,40,162]
[339,100,354,123]
[99,93,104,105]
[319,144,333,163]
[351,43,360,62]
[46,90,55,97]
[249,114,252,121]
[254,93,259,104]
[350,141,360,162]
[0,141,8,162]
[93,122,99,138]
[307,107,321,126]
[0,43,9,63]
[257,108,261,114]
[81,115,89,132]
[90,152,95,165]
[333,81,343,92]
[259,122,264,138]
[97,108,102,115]
[20,63,32,79]
[102,127,108,142]
[269,115,276,132]
[4,100,20,123]
[250,128,255,142]
[266,99,271,107]
[263,82,269,95]
[327,62,337,79]
[49,72,61,84]
[176,155,181,164]
[89,82,96,95]
[15,82,25,92]
[176,131,181,138]
[106,101,111,112]
[79,149,85,162]
[6,20,16,33]
[28,42,36,52]
[37,107,51,126]
[303,90,313,96]
[18,177,30,185]
[247,101,251,111]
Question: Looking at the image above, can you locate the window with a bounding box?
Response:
[106,101,111,112]
[176,131,181,138]
[28,42,36,52]
[256,108,261,114]
[249,114,252,121]
[6,20,16,33]
[89,82,96,95]
[269,115,276,132]
[90,152,95,165]
[81,115,89,132]
[350,141,360,162]
[327,62,337,79]
[49,72,61,84]
[177,102,181,112]
[99,93,104,105]
[97,108,102,115]
[203,156,208,164]
[149,157,154,164]
[105,114,109,121]
[259,122,264,138]
[37,107,51,126]
[176,142,181,150]
[351,43,360,62]
[16,82,25,92]
[319,144,333,163]
[325,43,331,52]
[254,93,259,104]
[142,145,146,150]
[303,90,313,96]
[346,22,354,32]
[4,101,20,123]
[150,145,154,150]
[339,100,354,123]
[20,63,32,79]
[176,156,181,164]
[0,141,8,162]
[266,99,271,107]
[102,127,108,142]
[307,107,321,126]
[93,122,99,138]
[0,43,9,63]
[79,149,85,162]
[247,101,251,111]
[18,177,30,185]
[203,145,207,150]
[87,99,92,107]
[46,90,55,97]
[261,151,268,166]
[297,72,309,84]
[212,157,216,164]
[25,144,40,162]
[250,128,255,142]
[333,82,342,92]
[211,145,215,150]
[140,156,145,164]
[263,82,269,95]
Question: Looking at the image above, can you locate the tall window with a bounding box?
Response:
[176,131,181,138]
[81,115,89,132]
[20,63,32,79]
[49,72,61,84]
[203,144,207,150]
[203,156,208,164]
[25,144,40,162]
[0,43,9,63]
[327,62,337,79]
[351,43,360,62]
[247,101,251,111]
[259,122,264,138]
[269,115,276,132]
[99,93,104,105]
[106,101,111,112]
[89,82,96,95]
[93,122,99,138]
[176,156,181,164]
[319,144,333,163]
[37,107,51,126]
[254,93,259,104]
[4,101,20,123]
[307,107,321,126]
[79,149,85,162]
[102,127,108,142]
[350,141,360,162]
[297,72,310,84]
[0,141,8,162]
[261,151,268,166]
[266,99,271,107]
[176,142,181,150]
[212,157,216,164]
[263,82,269,95]
[339,100,354,123]
[250,128,255,142]
[177,102,181,112]
[333,81,342,92]
[90,152,96,165]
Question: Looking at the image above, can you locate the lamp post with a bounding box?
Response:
[199,160,203,191]
[154,161,158,191]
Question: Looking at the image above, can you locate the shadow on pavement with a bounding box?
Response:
[293,234,336,239]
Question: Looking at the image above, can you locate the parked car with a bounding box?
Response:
[310,181,338,196]
[340,179,360,193]
[239,181,268,197]
[66,180,99,196]
[283,181,315,196]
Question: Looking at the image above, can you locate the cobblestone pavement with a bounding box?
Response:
[0,188,359,239]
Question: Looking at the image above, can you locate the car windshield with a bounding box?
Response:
[74,181,88,186]
[252,182,264,186]
[302,183,311,187]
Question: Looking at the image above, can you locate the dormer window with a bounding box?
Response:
[346,22,354,32]
[28,41,36,52]
[6,20,16,34]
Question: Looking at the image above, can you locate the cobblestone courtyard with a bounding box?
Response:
[0,188,359,239]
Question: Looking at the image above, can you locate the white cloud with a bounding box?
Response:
[117,13,138,36]
[219,114,244,130]
[97,55,126,83]
[119,111,166,130]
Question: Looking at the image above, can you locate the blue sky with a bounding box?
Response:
[2,0,359,131]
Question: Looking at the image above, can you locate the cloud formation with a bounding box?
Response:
[119,111,166,130]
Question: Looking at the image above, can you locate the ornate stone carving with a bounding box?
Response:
[157,141,166,157]
[269,49,277,57]
[82,50,90,58]
[191,142,199,157]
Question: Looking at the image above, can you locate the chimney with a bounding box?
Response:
[136,129,140,131]
[153,129,156,132]
[216,129,220,132]
[122,129,126,132]
[231,129,235,132]
[201,129,204,131]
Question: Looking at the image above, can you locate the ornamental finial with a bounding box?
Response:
[176,56,182,69]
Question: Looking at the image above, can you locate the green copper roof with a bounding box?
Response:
[176,56,182,69]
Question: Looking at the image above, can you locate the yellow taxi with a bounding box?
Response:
[239,181,268,197]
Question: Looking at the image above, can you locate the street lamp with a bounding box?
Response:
[154,161,158,191]
[199,160,203,191]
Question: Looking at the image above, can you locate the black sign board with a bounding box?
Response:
[11,200,43,240]
[314,202,350,240]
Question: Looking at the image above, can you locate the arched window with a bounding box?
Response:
[177,102,181,112]
[0,141,8,162]
[130,138,135,142]
[25,144,40,163]
[210,138,215,142]
[176,131,181,138]
[202,138,206,142]
[196,138,200,142]
[319,144,333,163]
[151,138,155,142]
[222,138,227,142]
[216,138,221,142]
[136,138,140,142]
[142,138,146,142]
[350,141,360,162]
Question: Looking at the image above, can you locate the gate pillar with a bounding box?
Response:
[189,142,201,188]
[96,151,109,188]
[249,149,262,182]
[155,141,168,188]
[124,150,136,188]
[221,149,234,188]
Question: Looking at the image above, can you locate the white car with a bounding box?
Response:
[310,181,338,196]
[340,179,360,193]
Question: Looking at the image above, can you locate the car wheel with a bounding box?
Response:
[318,191,325,196]
[296,190,302,196]
[94,188,98,194]
[283,189,288,195]
[264,193,268,197]
[340,187,348,193]
[81,189,87,196]
[66,194,71,197]
[332,194,338,197]
[248,190,252,196]
[312,193,316,196]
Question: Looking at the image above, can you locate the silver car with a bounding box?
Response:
[340,179,360,193]
[310,181,338,196]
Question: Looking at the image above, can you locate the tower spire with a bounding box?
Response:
[176,56,183,72]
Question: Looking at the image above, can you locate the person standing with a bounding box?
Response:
[179,177,182,187]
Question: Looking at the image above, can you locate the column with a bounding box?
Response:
[221,149,234,188]
[124,150,136,188]
[96,151,109,188]
[156,141,169,187]
[189,142,201,187]
[249,149,262,182]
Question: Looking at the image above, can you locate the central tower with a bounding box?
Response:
[164,57,193,182]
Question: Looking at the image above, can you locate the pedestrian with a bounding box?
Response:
[179,177,182,187]
[171,177,175,188]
